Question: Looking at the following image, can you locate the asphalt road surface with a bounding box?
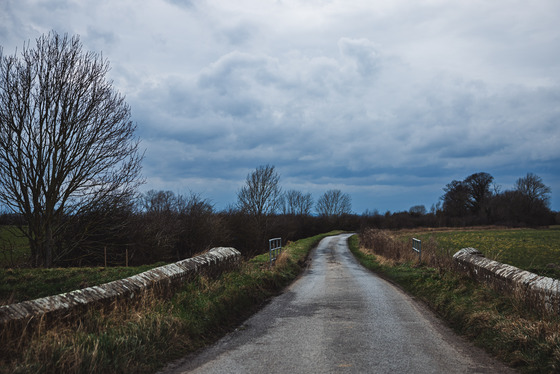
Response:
[161,234,515,374]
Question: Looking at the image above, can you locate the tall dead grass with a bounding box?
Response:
[273,250,290,268]
[1,291,187,374]
[359,228,454,271]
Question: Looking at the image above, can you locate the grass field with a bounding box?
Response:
[0,226,30,267]
[394,226,560,278]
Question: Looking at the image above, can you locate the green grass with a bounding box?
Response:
[349,234,560,373]
[0,225,30,267]
[394,227,560,278]
[0,263,166,305]
[1,231,339,374]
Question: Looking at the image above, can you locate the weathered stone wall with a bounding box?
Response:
[453,247,560,314]
[0,247,241,329]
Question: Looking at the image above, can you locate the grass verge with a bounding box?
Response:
[348,234,560,373]
[0,231,340,374]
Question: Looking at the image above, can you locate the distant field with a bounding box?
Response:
[395,226,560,278]
[0,226,30,267]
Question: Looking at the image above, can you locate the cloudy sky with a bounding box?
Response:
[2,0,559,213]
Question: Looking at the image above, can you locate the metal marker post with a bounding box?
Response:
[269,238,282,265]
[412,238,421,262]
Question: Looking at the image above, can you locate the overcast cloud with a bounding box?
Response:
[1,0,559,213]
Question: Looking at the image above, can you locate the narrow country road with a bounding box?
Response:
[160,234,515,374]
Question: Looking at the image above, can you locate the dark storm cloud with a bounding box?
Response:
[2,0,560,212]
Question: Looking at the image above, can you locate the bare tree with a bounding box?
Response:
[176,192,228,259]
[237,165,281,251]
[141,190,178,214]
[515,173,551,206]
[237,165,282,218]
[316,189,352,217]
[135,190,181,261]
[0,32,142,267]
[281,189,313,216]
[409,205,427,216]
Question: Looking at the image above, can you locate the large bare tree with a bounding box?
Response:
[0,32,142,267]
[237,165,282,218]
[515,173,551,206]
[316,189,352,217]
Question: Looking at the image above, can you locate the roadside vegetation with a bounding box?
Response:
[350,231,560,373]
[0,231,339,374]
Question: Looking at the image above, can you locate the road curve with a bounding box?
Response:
[160,234,515,374]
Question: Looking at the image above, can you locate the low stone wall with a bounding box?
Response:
[0,247,241,329]
[453,247,560,314]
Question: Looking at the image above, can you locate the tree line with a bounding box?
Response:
[361,172,556,230]
[440,172,553,226]
[0,156,354,266]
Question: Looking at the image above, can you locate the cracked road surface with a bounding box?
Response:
[160,234,515,374]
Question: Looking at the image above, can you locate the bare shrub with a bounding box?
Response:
[360,228,414,263]
[421,235,455,272]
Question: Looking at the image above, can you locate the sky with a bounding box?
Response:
[1,0,559,214]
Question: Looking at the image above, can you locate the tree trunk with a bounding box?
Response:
[45,224,53,267]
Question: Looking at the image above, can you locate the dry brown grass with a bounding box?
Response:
[359,246,398,267]
[360,228,455,271]
[0,288,189,373]
[274,250,290,268]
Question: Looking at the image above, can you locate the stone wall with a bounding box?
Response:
[0,247,241,329]
[453,247,560,314]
